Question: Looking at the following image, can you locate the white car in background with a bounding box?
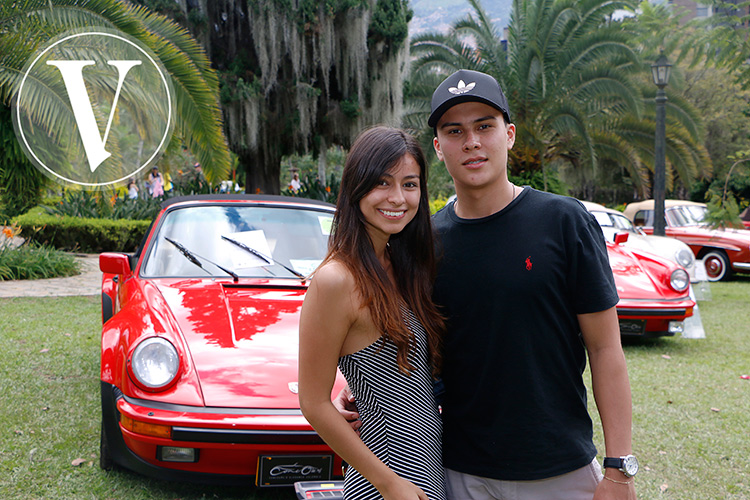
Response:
[581,201,697,281]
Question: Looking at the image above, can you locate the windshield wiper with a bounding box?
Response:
[221,235,306,281]
[165,237,239,282]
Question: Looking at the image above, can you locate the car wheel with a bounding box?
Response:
[703,250,730,282]
[100,420,113,470]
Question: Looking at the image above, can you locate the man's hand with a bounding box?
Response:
[332,385,361,433]
[593,474,636,500]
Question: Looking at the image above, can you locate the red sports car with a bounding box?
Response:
[606,232,695,338]
[98,195,345,486]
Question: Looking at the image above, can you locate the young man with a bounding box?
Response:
[337,70,637,500]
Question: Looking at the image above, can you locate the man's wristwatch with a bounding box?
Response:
[603,454,639,477]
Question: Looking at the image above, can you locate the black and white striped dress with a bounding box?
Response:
[338,309,446,500]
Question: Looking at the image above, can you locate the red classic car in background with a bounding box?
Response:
[623,200,750,281]
[99,195,345,486]
[741,207,750,229]
[603,230,695,338]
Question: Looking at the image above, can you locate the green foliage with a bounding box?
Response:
[0,242,79,281]
[409,0,711,201]
[509,170,566,195]
[279,147,346,188]
[169,162,213,195]
[43,190,163,221]
[430,197,449,214]
[369,0,412,50]
[287,0,369,27]
[680,0,750,91]
[220,75,263,104]
[340,98,362,119]
[13,212,151,253]
[0,0,231,185]
[0,105,46,217]
[427,159,457,199]
[410,0,646,189]
[702,193,745,230]
[282,174,340,204]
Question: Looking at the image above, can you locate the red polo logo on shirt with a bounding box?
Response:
[525,256,533,270]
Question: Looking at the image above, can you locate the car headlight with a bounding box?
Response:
[675,248,695,269]
[130,337,180,389]
[669,268,689,292]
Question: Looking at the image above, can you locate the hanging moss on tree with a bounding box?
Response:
[178,0,410,194]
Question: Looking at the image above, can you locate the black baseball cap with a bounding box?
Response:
[428,69,511,128]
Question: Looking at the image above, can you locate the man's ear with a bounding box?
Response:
[433,136,444,161]
[506,123,516,150]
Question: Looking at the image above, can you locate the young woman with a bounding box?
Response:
[298,126,446,500]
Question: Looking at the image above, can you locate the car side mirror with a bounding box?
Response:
[614,232,629,245]
[100,252,132,275]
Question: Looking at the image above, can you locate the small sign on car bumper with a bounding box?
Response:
[257,454,333,487]
[618,319,646,335]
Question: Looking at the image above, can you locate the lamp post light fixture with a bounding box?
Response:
[651,52,672,237]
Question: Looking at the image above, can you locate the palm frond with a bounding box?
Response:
[0,0,229,182]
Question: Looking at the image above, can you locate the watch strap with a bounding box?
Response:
[603,457,623,469]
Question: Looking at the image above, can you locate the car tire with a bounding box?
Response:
[100,420,113,470]
[703,250,730,282]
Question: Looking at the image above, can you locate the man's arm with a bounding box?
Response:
[578,307,637,500]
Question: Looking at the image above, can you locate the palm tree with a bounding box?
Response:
[411,0,641,191]
[409,0,709,200]
[0,0,229,213]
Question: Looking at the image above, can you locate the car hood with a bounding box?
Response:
[625,233,680,257]
[623,233,695,278]
[607,245,681,300]
[154,279,326,409]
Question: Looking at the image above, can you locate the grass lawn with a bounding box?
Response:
[590,277,750,499]
[1,280,749,499]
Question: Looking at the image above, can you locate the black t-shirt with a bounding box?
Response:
[432,187,618,481]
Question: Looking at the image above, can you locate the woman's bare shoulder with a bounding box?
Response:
[310,260,356,295]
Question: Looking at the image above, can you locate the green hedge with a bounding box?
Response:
[12,212,151,253]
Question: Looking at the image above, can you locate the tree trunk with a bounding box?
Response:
[317,137,327,187]
[240,146,281,195]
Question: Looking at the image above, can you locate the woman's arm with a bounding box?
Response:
[298,263,428,500]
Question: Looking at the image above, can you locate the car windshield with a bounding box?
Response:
[591,211,637,232]
[666,205,707,227]
[141,204,333,279]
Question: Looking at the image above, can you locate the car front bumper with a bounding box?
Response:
[101,381,342,486]
[616,298,695,338]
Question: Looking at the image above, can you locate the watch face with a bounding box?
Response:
[623,455,639,477]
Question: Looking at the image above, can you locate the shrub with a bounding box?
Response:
[282,173,339,204]
[0,243,80,280]
[12,212,151,253]
[44,190,163,220]
[430,197,449,214]
[0,224,79,280]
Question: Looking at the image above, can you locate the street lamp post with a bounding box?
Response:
[651,52,672,237]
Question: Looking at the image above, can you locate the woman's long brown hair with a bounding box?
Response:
[320,126,444,374]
